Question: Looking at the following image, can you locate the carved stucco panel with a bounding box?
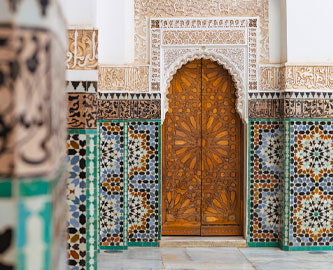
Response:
[67,30,98,70]
[152,18,257,123]
[258,65,333,91]
[285,66,333,90]
[134,0,269,64]
[163,47,246,76]
[259,65,285,91]
[98,66,149,92]
[162,29,246,45]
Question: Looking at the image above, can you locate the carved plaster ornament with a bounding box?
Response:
[134,0,269,63]
[66,30,98,70]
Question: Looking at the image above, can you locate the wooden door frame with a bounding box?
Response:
[160,60,247,237]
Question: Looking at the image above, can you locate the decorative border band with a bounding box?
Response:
[98,66,149,92]
[259,65,333,91]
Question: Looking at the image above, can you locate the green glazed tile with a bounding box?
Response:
[68,129,86,134]
[100,246,128,250]
[19,180,50,197]
[0,181,12,197]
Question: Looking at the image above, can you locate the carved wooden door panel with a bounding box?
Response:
[162,60,202,235]
[162,59,242,236]
[200,59,242,235]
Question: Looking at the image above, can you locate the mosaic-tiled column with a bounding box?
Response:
[97,92,161,248]
[0,1,67,269]
[66,80,98,269]
[247,92,284,247]
[282,86,333,251]
[250,65,333,251]
[66,27,99,270]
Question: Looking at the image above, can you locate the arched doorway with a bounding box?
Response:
[162,59,243,236]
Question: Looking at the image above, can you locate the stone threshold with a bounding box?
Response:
[159,236,246,248]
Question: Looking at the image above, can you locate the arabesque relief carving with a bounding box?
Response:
[248,91,333,119]
[162,30,246,45]
[134,0,269,63]
[259,65,285,91]
[164,48,245,73]
[284,99,333,119]
[98,66,149,92]
[285,66,333,90]
[67,29,98,70]
[152,18,256,122]
[259,65,333,91]
[248,99,283,119]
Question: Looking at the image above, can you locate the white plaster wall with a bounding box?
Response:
[97,0,134,65]
[280,0,287,63]
[286,0,333,63]
[58,0,97,27]
[268,0,282,63]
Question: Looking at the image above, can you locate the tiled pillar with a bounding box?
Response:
[247,93,284,247]
[66,28,98,270]
[281,73,333,250]
[97,92,162,248]
[0,1,67,269]
[250,65,333,250]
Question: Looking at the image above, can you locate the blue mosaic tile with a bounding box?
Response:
[67,133,87,270]
[248,120,283,243]
[99,122,127,248]
[86,133,98,269]
[127,121,160,243]
[289,121,333,247]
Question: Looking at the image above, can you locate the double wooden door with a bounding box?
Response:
[162,59,243,236]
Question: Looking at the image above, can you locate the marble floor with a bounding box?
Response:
[98,247,333,270]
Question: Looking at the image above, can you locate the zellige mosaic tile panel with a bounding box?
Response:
[127,121,160,244]
[99,122,127,249]
[67,132,87,270]
[289,120,333,247]
[86,133,98,270]
[248,120,283,245]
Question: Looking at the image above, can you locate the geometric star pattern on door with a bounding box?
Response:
[162,59,243,236]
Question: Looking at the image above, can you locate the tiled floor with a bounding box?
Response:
[98,247,333,270]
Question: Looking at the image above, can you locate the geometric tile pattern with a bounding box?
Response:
[248,120,283,244]
[99,122,127,249]
[289,120,333,247]
[67,132,87,269]
[128,121,160,244]
[67,81,97,93]
[66,80,97,268]
[86,133,98,269]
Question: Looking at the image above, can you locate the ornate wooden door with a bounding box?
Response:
[162,59,242,236]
